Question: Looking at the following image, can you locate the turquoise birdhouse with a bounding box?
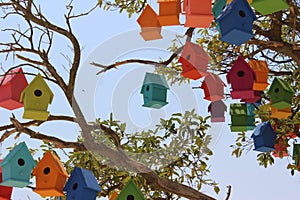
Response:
[212,0,227,19]
[0,142,36,188]
[251,0,290,15]
[230,103,256,132]
[140,72,169,109]
[267,77,295,109]
[116,179,146,200]
[251,121,276,152]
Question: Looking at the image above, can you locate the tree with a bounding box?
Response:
[0,0,298,200]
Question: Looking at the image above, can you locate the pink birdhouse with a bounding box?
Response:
[0,160,13,200]
[178,41,210,80]
[226,56,256,99]
[208,100,227,122]
[201,72,226,102]
[0,68,28,110]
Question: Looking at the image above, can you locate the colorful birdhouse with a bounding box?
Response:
[267,77,295,109]
[178,41,210,80]
[184,0,214,28]
[140,72,169,109]
[116,179,146,200]
[32,151,68,197]
[272,138,288,158]
[215,0,257,45]
[0,160,13,200]
[64,167,101,200]
[251,0,289,15]
[229,103,256,132]
[20,74,54,121]
[293,144,300,167]
[157,0,181,26]
[0,142,36,188]
[226,56,256,99]
[208,100,227,122]
[248,60,269,91]
[251,121,276,152]
[212,0,227,19]
[137,5,162,41]
[0,67,28,110]
[241,91,262,103]
[201,72,226,102]
[270,106,292,119]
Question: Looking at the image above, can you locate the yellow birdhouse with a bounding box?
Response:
[20,74,54,121]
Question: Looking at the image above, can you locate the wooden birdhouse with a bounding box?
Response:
[0,67,28,110]
[251,121,276,152]
[248,60,269,91]
[272,138,288,158]
[251,0,289,15]
[0,160,13,200]
[157,0,181,26]
[267,77,295,109]
[20,74,54,121]
[64,167,101,200]
[226,56,256,99]
[178,41,210,80]
[184,0,214,28]
[137,5,162,41]
[212,0,227,19]
[293,144,300,167]
[241,90,262,103]
[140,72,169,109]
[270,106,292,119]
[0,142,36,188]
[201,72,226,102]
[208,100,227,122]
[229,103,256,132]
[215,0,257,45]
[32,151,68,197]
[116,179,146,200]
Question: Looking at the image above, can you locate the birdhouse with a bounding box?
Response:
[212,0,227,19]
[32,151,68,197]
[0,160,13,200]
[270,106,292,119]
[116,179,146,200]
[272,138,288,157]
[201,72,226,102]
[241,90,262,103]
[226,56,256,99]
[251,0,289,15]
[20,74,54,121]
[137,5,162,41]
[215,0,257,45]
[267,77,295,109]
[184,0,214,28]
[229,103,256,132]
[293,144,300,167]
[251,121,276,152]
[64,167,101,200]
[140,72,169,109]
[178,41,210,80]
[248,60,269,91]
[0,67,28,110]
[157,0,181,26]
[208,100,227,122]
[0,142,36,188]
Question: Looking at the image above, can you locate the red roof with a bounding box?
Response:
[0,68,24,85]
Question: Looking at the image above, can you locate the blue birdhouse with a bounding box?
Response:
[215,0,257,45]
[63,167,101,200]
[0,142,36,188]
[251,121,276,152]
[140,72,169,109]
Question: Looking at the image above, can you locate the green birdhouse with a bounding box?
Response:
[20,74,54,121]
[116,179,145,200]
[293,144,300,167]
[267,77,294,109]
[230,103,256,132]
[140,72,169,109]
[251,0,290,15]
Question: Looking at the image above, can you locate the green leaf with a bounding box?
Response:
[214,186,220,194]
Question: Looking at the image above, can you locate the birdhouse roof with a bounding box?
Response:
[208,100,227,112]
[137,5,160,27]
[268,77,295,94]
[142,72,169,88]
[248,60,269,72]
[184,42,210,59]
[202,72,226,88]
[0,68,24,86]
[226,56,254,83]
[251,121,275,138]
[116,179,145,200]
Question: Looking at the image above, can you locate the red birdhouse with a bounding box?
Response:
[208,100,227,122]
[0,160,13,200]
[32,151,68,197]
[201,72,226,102]
[183,0,214,28]
[241,91,262,103]
[226,56,256,99]
[248,60,269,91]
[157,0,181,26]
[137,5,162,41]
[0,67,28,110]
[178,41,210,80]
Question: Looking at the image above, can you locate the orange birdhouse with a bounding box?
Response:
[270,106,292,119]
[183,0,214,28]
[32,151,68,197]
[201,72,226,102]
[157,0,181,26]
[137,5,162,41]
[248,60,269,91]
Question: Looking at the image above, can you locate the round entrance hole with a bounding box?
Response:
[274,88,279,93]
[239,10,246,18]
[73,183,78,190]
[18,158,25,166]
[43,167,50,175]
[34,89,42,97]
[127,195,134,200]
[237,71,245,77]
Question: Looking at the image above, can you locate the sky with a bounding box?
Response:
[0,0,299,200]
